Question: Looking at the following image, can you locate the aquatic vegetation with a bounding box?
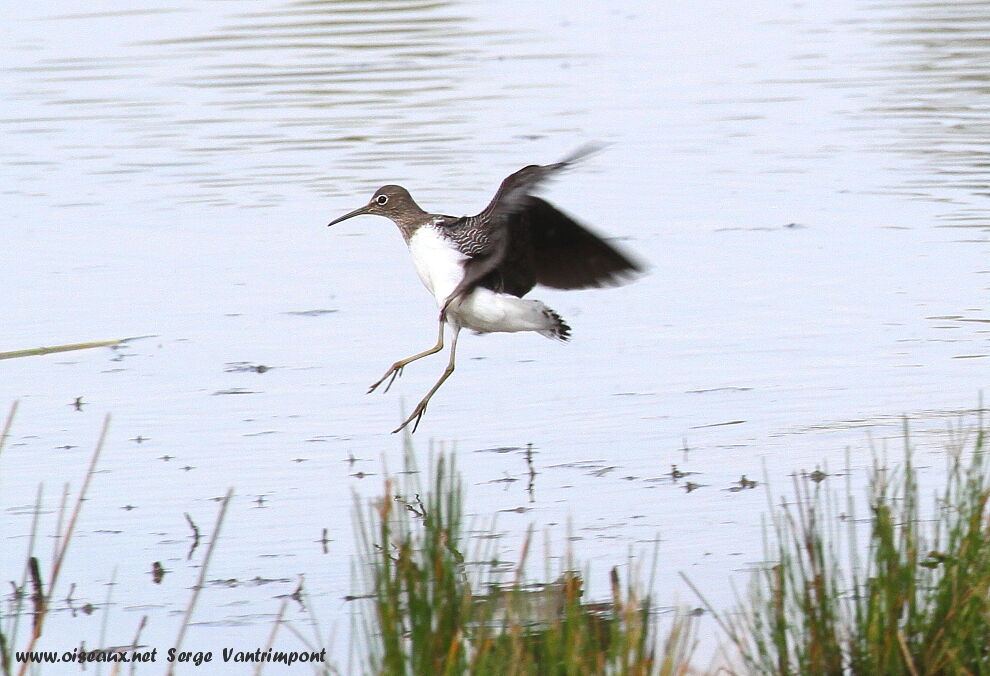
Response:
[7,401,990,675]
[0,403,108,676]
[693,419,990,675]
[352,448,695,675]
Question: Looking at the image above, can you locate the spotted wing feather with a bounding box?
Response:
[437,214,514,311]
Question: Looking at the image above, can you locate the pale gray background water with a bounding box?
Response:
[3,0,989,671]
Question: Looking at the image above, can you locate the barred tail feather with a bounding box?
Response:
[539,307,571,342]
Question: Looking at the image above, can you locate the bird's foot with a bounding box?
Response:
[367,364,404,394]
[392,401,428,434]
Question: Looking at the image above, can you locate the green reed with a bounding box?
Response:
[696,418,990,675]
[353,448,695,675]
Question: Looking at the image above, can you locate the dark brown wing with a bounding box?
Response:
[475,221,536,297]
[441,144,639,310]
[523,197,643,289]
[471,197,643,297]
[477,143,603,221]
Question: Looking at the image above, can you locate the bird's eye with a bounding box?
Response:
[376,195,388,205]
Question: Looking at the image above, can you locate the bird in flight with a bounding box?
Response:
[327,145,643,433]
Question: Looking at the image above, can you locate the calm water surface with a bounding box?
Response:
[4,0,990,669]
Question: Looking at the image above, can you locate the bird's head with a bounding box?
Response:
[327,185,423,228]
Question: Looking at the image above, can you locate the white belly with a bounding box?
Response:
[406,225,564,339]
[453,288,551,334]
[406,225,467,305]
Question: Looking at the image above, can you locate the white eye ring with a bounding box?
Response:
[376,195,388,205]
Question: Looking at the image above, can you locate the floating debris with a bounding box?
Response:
[283,309,338,317]
[224,362,271,373]
[727,475,758,492]
[0,335,157,360]
[808,469,829,484]
[690,420,746,429]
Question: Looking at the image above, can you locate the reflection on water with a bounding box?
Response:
[862,0,990,226]
[157,0,484,150]
[3,0,554,210]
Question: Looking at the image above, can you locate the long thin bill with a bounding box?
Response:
[327,204,371,227]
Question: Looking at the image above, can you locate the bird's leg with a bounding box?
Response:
[367,319,445,394]
[393,326,460,434]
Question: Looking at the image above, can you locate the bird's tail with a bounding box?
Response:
[539,307,571,342]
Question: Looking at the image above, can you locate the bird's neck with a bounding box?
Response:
[391,203,430,241]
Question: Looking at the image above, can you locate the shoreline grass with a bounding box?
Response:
[7,404,990,674]
[0,408,109,676]
[353,450,696,675]
[689,417,990,675]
